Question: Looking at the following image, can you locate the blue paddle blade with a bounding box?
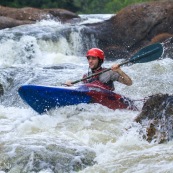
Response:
[129,43,163,63]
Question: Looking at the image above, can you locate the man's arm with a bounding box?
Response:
[111,64,132,86]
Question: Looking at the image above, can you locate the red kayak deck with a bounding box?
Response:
[84,83,138,111]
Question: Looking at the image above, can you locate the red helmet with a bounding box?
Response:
[86,48,105,60]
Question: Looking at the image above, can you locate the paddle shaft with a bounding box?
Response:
[70,43,163,85]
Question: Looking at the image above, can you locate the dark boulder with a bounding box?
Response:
[0,83,4,96]
[0,6,80,29]
[43,8,80,22]
[0,6,50,21]
[135,94,173,143]
[0,16,33,29]
[83,1,173,59]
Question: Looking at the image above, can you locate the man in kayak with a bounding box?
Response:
[66,48,132,91]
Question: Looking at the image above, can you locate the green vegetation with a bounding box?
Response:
[0,0,154,13]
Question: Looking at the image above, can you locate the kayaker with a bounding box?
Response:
[65,48,132,91]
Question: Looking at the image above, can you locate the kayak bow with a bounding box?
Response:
[18,83,138,114]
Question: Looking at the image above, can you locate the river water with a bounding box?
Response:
[0,14,173,173]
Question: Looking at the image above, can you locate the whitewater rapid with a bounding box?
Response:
[0,14,173,173]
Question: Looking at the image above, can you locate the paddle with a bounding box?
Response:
[70,43,163,85]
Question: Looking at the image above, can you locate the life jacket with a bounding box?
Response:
[83,67,115,91]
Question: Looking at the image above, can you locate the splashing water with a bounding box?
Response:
[0,15,173,173]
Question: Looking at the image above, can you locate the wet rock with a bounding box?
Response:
[135,94,173,143]
[151,33,173,44]
[0,83,4,96]
[43,8,80,22]
[0,16,33,29]
[162,37,173,59]
[43,64,78,70]
[0,6,79,29]
[112,1,173,52]
[83,1,173,59]
[0,6,52,23]
[150,34,173,59]
[104,45,130,60]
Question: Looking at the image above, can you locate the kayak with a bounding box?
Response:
[18,83,138,114]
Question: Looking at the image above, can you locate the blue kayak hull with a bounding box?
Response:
[18,84,137,114]
[18,85,92,114]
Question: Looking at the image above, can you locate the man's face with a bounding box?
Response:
[87,56,99,70]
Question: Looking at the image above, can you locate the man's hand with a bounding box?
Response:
[65,81,73,86]
[111,64,121,72]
